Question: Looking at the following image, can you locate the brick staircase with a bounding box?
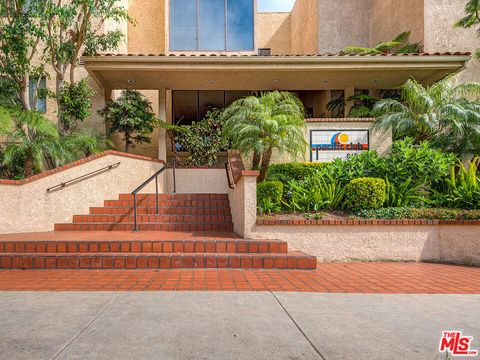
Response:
[0,193,317,270]
[54,194,234,232]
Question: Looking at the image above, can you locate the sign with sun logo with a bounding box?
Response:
[310,130,369,162]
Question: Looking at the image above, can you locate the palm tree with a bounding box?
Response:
[222,91,307,182]
[0,107,66,177]
[374,77,480,158]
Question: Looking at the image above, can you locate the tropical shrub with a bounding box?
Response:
[432,157,480,209]
[257,181,283,214]
[374,77,480,158]
[284,172,346,212]
[173,109,227,167]
[341,31,421,55]
[99,90,158,153]
[344,178,387,211]
[356,207,480,220]
[266,162,329,183]
[0,108,65,178]
[222,91,307,182]
[384,177,426,207]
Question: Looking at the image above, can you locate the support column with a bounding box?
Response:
[158,90,170,162]
[344,86,355,118]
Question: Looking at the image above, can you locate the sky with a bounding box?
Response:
[257,0,296,12]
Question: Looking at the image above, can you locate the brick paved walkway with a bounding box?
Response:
[0,262,479,293]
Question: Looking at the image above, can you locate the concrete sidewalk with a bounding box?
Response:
[0,292,478,360]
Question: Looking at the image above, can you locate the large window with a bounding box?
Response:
[170,0,254,51]
[173,90,250,125]
[29,77,46,113]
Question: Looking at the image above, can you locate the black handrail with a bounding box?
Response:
[225,162,234,189]
[131,159,176,232]
[46,162,121,193]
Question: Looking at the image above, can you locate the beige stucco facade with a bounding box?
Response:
[15,0,478,162]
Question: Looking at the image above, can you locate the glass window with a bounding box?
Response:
[199,0,225,51]
[170,0,254,51]
[170,0,197,51]
[173,90,250,125]
[29,77,46,113]
[226,0,254,51]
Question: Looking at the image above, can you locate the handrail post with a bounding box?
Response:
[133,193,138,232]
[173,160,176,194]
[155,175,159,214]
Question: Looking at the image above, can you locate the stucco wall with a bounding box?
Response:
[317,0,372,53]
[290,0,318,54]
[255,12,292,54]
[371,0,424,45]
[0,154,165,234]
[228,174,257,238]
[165,168,230,194]
[423,0,480,83]
[128,0,166,54]
[251,224,480,265]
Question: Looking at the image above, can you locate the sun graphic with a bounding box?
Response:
[338,133,349,144]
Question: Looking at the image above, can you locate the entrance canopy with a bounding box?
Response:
[82,53,471,91]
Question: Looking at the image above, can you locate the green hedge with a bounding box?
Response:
[257,181,283,214]
[345,177,386,211]
[356,207,480,220]
[266,162,329,183]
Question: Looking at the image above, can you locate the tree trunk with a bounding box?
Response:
[56,73,66,134]
[23,156,34,178]
[124,133,130,153]
[258,147,273,182]
[252,150,261,170]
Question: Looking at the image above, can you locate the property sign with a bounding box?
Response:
[310,130,369,162]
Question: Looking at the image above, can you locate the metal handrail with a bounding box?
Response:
[225,162,234,189]
[131,159,176,232]
[46,162,121,193]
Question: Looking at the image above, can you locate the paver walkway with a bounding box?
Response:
[0,262,479,293]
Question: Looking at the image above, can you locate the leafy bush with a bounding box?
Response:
[344,177,386,211]
[384,177,426,207]
[174,109,227,167]
[285,172,346,212]
[99,90,158,153]
[58,79,95,133]
[432,157,480,209]
[257,181,283,214]
[266,162,329,183]
[356,207,480,220]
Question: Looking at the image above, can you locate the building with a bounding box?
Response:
[46,0,476,162]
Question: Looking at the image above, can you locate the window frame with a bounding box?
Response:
[169,0,255,52]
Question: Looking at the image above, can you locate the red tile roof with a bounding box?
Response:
[93,52,471,58]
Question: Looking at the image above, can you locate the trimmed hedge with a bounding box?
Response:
[345,177,386,211]
[266,162,329,183]
[356,207,480,220]
[257,180,283,214]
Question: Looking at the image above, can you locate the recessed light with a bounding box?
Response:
[272,79,280,83]
[127,79,135,84]
[323,80,329,84]
[373,79,379,83]
[208,80,215,84]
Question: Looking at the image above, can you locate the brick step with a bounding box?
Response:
[73,214,232,224]
[0,239,287,254]
[90,206,230,215]
[104,199,230,208]
[0,252,317,269]
[117,194,229,201]
[54,223,234,232]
